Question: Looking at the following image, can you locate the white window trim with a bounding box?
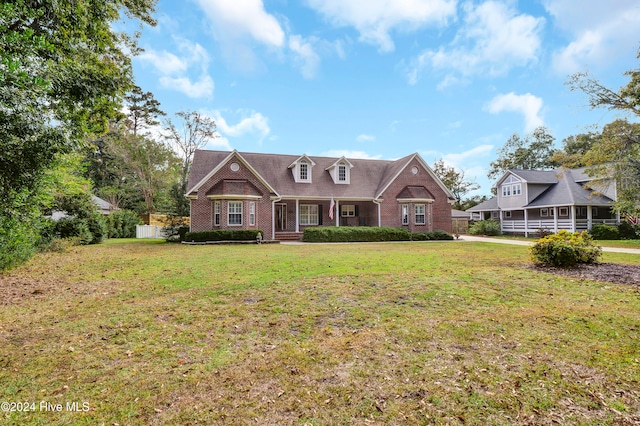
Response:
[505,211,512,218]
[249,202,256,226]
[415,204,426,225]
[300,204,319,226]
[228,201,243,226]
[341,204,356,217]
[559,207,569,217]
[401,204,409,225]
[214,200,220,226]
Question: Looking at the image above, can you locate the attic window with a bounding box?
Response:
[338,163,347,181]
[300,161,309,181]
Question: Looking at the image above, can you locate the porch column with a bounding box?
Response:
[571,206,576,232]
[587,205,593,230]
[553,207,558,233]
[616,211,621,225]
[295,199,300,233]
[524,209,529,238]
[335,199,339,226]
[499,209,504,234]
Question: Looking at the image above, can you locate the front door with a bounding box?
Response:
[275,203,287,231]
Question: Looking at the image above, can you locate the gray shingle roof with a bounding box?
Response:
[467,197,498,212]
[187,150,454,200]
[525,168,613,207]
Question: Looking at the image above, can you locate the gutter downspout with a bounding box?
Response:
[272,196,281,241]
[373,198,382,227]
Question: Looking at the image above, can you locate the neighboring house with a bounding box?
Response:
[468,167,619,236]
[186,150,456,241]
[50,195,118,221]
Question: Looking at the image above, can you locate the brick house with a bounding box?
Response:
[186,150,456,241]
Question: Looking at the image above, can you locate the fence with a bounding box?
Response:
[136,225,166,239]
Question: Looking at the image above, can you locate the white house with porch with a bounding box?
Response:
[468,167,619,236]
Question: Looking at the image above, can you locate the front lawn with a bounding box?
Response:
[1,240,639,425]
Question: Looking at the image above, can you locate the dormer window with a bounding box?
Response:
[338,163,347,182]
[501,175,522,197]
[326,157,353,184]
[289,155,315,183]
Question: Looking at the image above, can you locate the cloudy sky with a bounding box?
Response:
[128,0,640,195]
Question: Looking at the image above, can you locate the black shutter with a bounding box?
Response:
[355,205,359,216]
[318,204,323,225]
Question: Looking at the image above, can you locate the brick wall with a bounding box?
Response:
[189,156,275,240]
[378,158,453,233]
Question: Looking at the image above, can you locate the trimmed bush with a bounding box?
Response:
[530,230,602,267]
[106,209,142,238]
[411,230,454,241]
[469,220,501,236]
[303,226,411,242]
[184,229,263,242]
[589,224,619,240]
[618,222,640,240]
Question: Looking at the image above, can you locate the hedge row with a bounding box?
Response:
[302,226,453,242]
[183,229,263,242]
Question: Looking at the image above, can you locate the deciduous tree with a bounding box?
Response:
[432,159,480,210]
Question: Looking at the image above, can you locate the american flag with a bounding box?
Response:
[329,198,335,220]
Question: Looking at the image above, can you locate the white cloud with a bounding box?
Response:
[544,0,640,73]
[137,39,214,98]
[442,144,494,164]
[356,134,376,142]
[196,0,285,48]
[405,1,544,85]
[320,150,383,159]
[485,92,544,132]
[159,75,214,99]
[138,50,187,75]
[209,110,271,142]
[306,0,456,53]
[289,35,321,79]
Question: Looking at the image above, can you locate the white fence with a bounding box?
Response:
[136,225,166,239]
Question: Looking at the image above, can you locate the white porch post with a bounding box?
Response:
[335,199,339,226]
[571,206,576,232]
[587,205,593,230]
[524,209,529,237]
[295,199,299,233]
[553,207,558,233]
[499,209,504,234]
[616,211,621,225]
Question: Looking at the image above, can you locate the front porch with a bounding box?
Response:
[499,205,619,236]
[272,198,381,241]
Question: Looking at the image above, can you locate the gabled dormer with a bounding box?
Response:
[325,157,354,184]
[288,154,316,183]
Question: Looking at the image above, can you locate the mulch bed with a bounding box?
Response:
[530,263,640,286]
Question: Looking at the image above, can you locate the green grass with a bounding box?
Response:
[1,240,639,425]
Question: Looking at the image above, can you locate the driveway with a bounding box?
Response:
[459,235,640,255]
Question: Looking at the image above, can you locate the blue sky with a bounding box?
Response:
[127,0,640,196]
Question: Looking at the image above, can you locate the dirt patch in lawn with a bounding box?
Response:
[530,262,640,286]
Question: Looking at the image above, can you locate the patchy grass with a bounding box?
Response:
[1,240,639,425]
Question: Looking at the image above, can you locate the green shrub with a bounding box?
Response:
[411,230,454,241]
[106,209,142,238]
[303,226,411,242]
[184,229,263,242]
[0,216,39,271]
[55,217,93,245]
[469,220,501,236]
[618,222,640,239]
[530,230,602,267]
[589,224,619,240]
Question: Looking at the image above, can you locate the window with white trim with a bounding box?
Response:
[299,161,308,181]
[228,201,242,225]
[513,183,521,195]
[501,175,522,197]
[401,204,409,225]
[505,211,512,218]
[559,207,569,216]
[415,204,426,225]
[249,202,256,226]
[300,204,319,225]
[214,200,220,226]
[338,163,347,182]
[341,205,356,217]
[540,208,554,217]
